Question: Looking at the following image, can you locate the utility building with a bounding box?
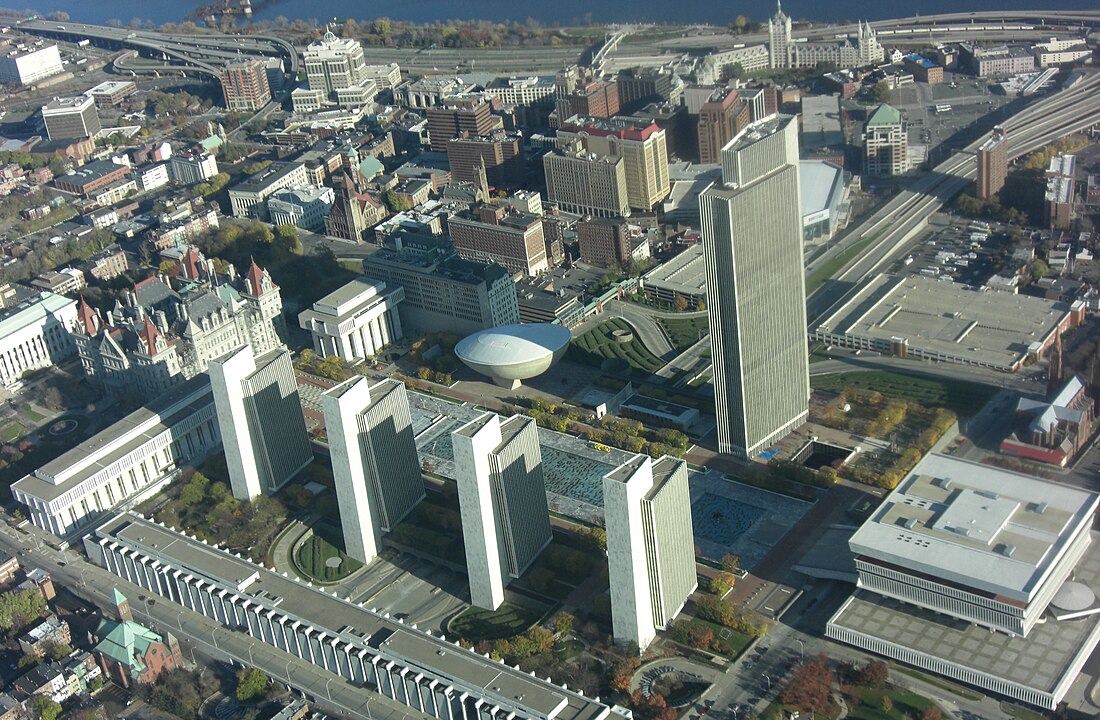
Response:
[452,413,552,610]
[322,377,424,564]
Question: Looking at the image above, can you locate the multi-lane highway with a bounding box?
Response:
[18,18,298,78]
[807,71,1100,322]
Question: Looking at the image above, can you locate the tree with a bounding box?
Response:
[859,660,889,689]
[720,553,740,573]
[673,295,689,311]
[881,695,893,713]
[384,190,413,212]
[870,82,893,104]
[31,696,61,720]
[688,623,713,650]
[779,654,833,713]
[1030,259,1050,280]
[273,224,303,260]
[920,706,942,720]
[551,612,575,636]
[0,588,49,633]
[236,666,268,701]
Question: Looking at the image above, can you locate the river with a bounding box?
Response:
[17,0,1099,28]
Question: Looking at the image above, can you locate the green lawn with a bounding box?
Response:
[449,602,545,642]
[806,231,882,296]
[0,422,26,443]
[811,370,998,417]
[694,618,754,659]
[571,318,665,375]
[293,525,363,583]
[891,667,982,701]
[657,315,709,351]
[845,686,938,720]
[21,407,46,423]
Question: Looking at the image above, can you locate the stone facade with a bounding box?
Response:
[73,248,284,400]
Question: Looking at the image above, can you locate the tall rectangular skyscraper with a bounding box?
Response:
[321,377,425,564]
[701,114,810,458]
[603,454,696,650]
[452,412,552,610]
[209,345,313,500]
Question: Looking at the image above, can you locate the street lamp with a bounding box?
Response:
[762,673,771,691]
[176,610,184,632]
[797,639,805,661]
[210,627,220,650]
[325,677,335,702]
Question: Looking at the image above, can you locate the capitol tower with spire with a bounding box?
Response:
[767,2,883,70]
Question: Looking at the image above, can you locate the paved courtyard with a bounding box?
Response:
[409,392,811,569]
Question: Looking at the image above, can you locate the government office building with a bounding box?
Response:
[85,512,626,720]
[828,453,1100,709]
[11,375,220,538]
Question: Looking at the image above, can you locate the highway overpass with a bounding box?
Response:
[17,18,298,79]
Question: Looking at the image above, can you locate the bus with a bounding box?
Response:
[934,104,952,114]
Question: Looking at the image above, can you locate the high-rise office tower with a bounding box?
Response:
[209,345,312,500]
[220,57,272,112]
[322,377,425,564]
[41,96,101,140]
[977,126,1008,200]
[452,412,552,610]
[603,454,696,650]
[701,114,809,458]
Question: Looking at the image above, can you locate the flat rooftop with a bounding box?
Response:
[309,277,388,317]
[800,95,843,149]
[641,244,706,297]
[830,545,1100,703]
[14,375,213,501]
[95,513,609,720]
[800,160,844,219]
[849,453,1098,602]
[814,274,1079,370]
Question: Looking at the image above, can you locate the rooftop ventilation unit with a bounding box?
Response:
[903,518,918,530]
[1001,544,1017,558]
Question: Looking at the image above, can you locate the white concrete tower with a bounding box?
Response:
[209,345,312,501]
[603,454,697,650]
[452,412,551,610]
[321,376,424,564]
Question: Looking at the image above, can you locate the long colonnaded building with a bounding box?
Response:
[85,512,627,720]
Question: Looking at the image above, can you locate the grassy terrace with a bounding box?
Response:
[571,318,665,375]
[293,524,362,583]
[806,231,882,296]
[449,602,545,642]
[657,315,709,351]
[811,370,998,417]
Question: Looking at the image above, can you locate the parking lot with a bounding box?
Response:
[888,211,1010,287]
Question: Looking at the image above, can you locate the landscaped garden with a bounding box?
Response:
[448,602,547,642]
[813,383,959,490]
[571,318,665,375]
[293,523,362,583]
[810,370,997,417]
[656,315,709,351]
